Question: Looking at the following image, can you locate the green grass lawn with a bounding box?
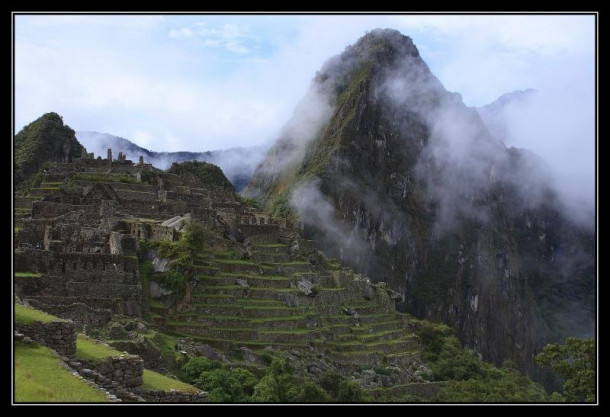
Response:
[15,343,109,403]
[76,335,123,362]
[14,272,42,278]
[15,304,61,325]
[142,369,200,393]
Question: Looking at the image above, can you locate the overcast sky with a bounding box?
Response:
[15,14,595,154]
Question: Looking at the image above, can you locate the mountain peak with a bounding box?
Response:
[14,112,84,186]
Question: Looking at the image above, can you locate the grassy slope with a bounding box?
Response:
[142,369,200,393]
[15,343,109,403]
[76,335,123,362]
[15,304,61,324]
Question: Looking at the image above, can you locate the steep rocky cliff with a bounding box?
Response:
[244,29,595,381]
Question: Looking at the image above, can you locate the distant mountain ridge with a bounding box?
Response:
[475,89,538,142]
[75,131,266,192]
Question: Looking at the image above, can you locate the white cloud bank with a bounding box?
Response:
[14,14,595,212]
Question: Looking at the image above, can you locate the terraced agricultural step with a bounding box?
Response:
[190,294,285,306]
[200,327,314,344]
[384,351,422,367]
[251,252,294,264]
[326,337,418,354]
[368,319,408,333]
[194,285,345,303]
[193,303,310,318]
[261,262,315,274]
[214,260,263,274]
[360,328,408,342]
[14,196,42,209]
[317,313,398,326]
[164,331,310,351]
[29,187,60,197]
[168,314,309,330]
[192,265,220,276]
[197,274,293,288]
[252,244,289,255]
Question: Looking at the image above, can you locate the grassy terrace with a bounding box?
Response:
[15,304,61,324]
[76,335,123,362]
[193,303,307,311]
[214,259,256,265]
[198,275,290,282]
[167,332,309,349]
[15,343,109,403]
[166,314,308,325]
[142,369,200,393]
[14,272,42,278]
[31,187,60,191]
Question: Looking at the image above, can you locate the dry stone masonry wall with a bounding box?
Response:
[15,320,77,358]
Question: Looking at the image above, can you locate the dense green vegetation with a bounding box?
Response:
[150,220,209,297]
[179,356,371,403]
[415,320,547,402]
[238,195,261,210]
[15,342,109,403]
[536,337,595,402]
[167,160,235,191]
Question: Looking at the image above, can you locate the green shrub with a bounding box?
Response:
[336,380,372,403]
[298,381,331,403]
[536,337,595,402]
[252,357,300,403]
[159,270,188,297]
[181,357,221,384]
[197,369,246,402]
[230,368,259,396]
[318,372,344,398]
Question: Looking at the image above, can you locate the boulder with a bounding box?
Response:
[240,347,261,363]
[193,344,220,360]
[152,257,170,273]
[297,279,315,297]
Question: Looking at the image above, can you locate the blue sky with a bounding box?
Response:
[14,14,595,154]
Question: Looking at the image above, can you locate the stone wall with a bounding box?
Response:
[136,389,208,403]
[15,320,77,358]
[14,249,143,317]
[32,201,96,220]
[26,299,113,328]
[81,355,144,388]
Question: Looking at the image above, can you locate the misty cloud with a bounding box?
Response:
[76,131,268,191]
[378,52,591,231]
[477,89,595,229]
[290,179,371,266]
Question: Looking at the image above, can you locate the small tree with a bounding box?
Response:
[298,381,331,403]
[181,357,221,384]
[535,337,595,403]
[336,380,371,403]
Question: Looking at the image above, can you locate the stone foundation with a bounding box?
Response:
[15,320,77,358]
[81,355,144,388]
[136,389,208,403]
